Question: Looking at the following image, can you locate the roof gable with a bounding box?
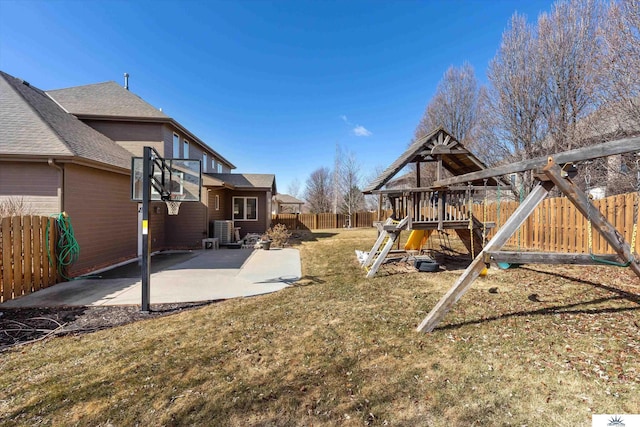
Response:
[0,71,133,169]
[47,81,169,119]
[364,127,497,193]
[206,173,276,192]
[274,194,305,204]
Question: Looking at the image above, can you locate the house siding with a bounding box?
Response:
[226,190,269,237]
[85,120,165,157]
[207,189,227,222]
[0,162,61,215]
[64,164,137,275]
[165,201,207,248]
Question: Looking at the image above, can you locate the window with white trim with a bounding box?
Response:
[203,153,208,172]
[172,133,180,158]
[233,197,258,221]
[214,194,220,211]
[183,140,189,159]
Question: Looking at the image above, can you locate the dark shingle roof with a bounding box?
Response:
[274,194,305,204]
[48,81,237,170]
[206,173,276,192]
[47,81,169,119]
[0,71,132,169]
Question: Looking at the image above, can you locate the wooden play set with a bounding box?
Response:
[358,127,640,332]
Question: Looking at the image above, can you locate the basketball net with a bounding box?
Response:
[165,195,183,215]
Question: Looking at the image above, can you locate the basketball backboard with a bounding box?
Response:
[131,157,201,202]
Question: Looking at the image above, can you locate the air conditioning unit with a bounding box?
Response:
[214,220,233,245]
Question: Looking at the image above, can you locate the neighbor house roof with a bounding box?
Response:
[274,194,305,204]
[205,173,276,193]
[363,127,504,193]
[48,81,236,170]
[0,71,132,171]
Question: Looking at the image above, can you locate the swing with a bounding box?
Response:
[495,176,524,270]
[585,161,639,267]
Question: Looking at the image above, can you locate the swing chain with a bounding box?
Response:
[482,179,488,245]
[468,182,475,259]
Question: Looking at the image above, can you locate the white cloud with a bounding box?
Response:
[340,115,350,124]
[353,125,372,137]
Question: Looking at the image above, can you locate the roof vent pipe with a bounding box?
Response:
[124,72,129,90]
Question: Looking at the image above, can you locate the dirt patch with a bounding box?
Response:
[0,302,218,351]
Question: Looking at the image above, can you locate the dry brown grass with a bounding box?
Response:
[1,228,639,426]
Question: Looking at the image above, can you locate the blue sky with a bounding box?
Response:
[0,0,555,195]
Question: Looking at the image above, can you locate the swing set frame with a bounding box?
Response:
[417,135,640,333]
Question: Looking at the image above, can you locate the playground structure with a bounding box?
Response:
[359,127,511,278]
[359,128,640,332]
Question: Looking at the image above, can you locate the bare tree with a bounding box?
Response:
[336,150,365,223]
[286,178,301,198]
[363,165,385,211]
[414,62,480,144]
[303,167,333,213]
[485,13,546,164]
[600,0,640,132]
[537,0,605,151]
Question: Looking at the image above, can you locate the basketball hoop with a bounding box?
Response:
[165,200,181,215]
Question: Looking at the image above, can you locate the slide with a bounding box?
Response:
[404,230,432,251]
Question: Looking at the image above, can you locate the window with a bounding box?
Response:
[183,140,189,159]
[172,134,180,158]
[203,153,208,172]
[217,162,222,173]
[214,194,220,211]
[233,197,258,221]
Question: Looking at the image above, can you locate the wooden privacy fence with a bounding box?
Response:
[272,211,380,230]
[473,192,640,255]
[1,216,59,303]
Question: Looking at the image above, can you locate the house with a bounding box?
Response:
[206,173,276,237]
[272,194,305,214]
[1,71,276,276]
[0,71,137,275]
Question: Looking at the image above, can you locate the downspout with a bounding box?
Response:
[48,159,64,213]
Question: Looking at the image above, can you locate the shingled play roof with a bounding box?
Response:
[363,127,501,193]
[0,71,132,170]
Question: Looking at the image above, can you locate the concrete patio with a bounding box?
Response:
[0,247,301,308]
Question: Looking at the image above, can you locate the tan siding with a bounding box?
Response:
[64,164,137,275]
[0,162,60,215]
[165,201,207,248]
[84,120,164,157]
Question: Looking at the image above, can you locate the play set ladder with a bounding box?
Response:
[361,216,409,278]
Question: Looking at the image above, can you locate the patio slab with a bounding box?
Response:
[0,247,301,308]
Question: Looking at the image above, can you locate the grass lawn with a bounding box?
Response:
[1,228,638,426]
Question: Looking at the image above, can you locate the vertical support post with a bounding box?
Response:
[141,146,152,312]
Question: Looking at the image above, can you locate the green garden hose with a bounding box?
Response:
[46,212,80,280]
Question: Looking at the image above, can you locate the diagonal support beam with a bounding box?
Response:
[543,158,640,279]
[417,181,555,333]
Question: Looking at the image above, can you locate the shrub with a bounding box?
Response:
[0,197,35,218]
[262,224,291,248]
